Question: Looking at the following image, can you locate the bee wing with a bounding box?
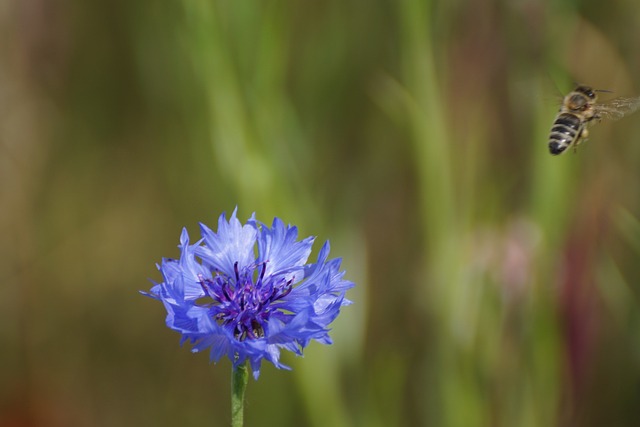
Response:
[595,96,640,120]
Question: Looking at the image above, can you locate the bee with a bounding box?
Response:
[548,85,640,155]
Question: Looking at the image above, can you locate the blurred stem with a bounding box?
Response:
[231,361,249,427]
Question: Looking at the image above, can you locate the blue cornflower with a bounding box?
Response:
[143,209,354,379]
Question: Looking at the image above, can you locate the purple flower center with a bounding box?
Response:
[198,262,293,341]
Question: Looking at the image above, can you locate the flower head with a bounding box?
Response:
[142,209,354,379]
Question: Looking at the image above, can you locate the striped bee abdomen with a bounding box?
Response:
[548,113,583,155]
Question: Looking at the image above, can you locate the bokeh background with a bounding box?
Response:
[3,0,640,426]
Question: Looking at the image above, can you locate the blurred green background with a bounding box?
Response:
[3,0,640,426]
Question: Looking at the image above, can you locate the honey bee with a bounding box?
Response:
[548,85,640,155]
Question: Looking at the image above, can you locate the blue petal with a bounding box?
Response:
[196,211,258,275]
[177,229,209,300]
[264,344,292,370]
[256,217,314,282]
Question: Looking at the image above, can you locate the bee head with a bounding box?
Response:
[566,85,597,111]
[574,85,596,100]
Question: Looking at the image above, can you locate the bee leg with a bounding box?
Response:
[573,129,589,153]
[578,128,589,143]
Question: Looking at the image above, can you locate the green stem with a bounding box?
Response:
[231,361,249,427]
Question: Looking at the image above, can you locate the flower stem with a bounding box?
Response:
[231,361,249,427]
